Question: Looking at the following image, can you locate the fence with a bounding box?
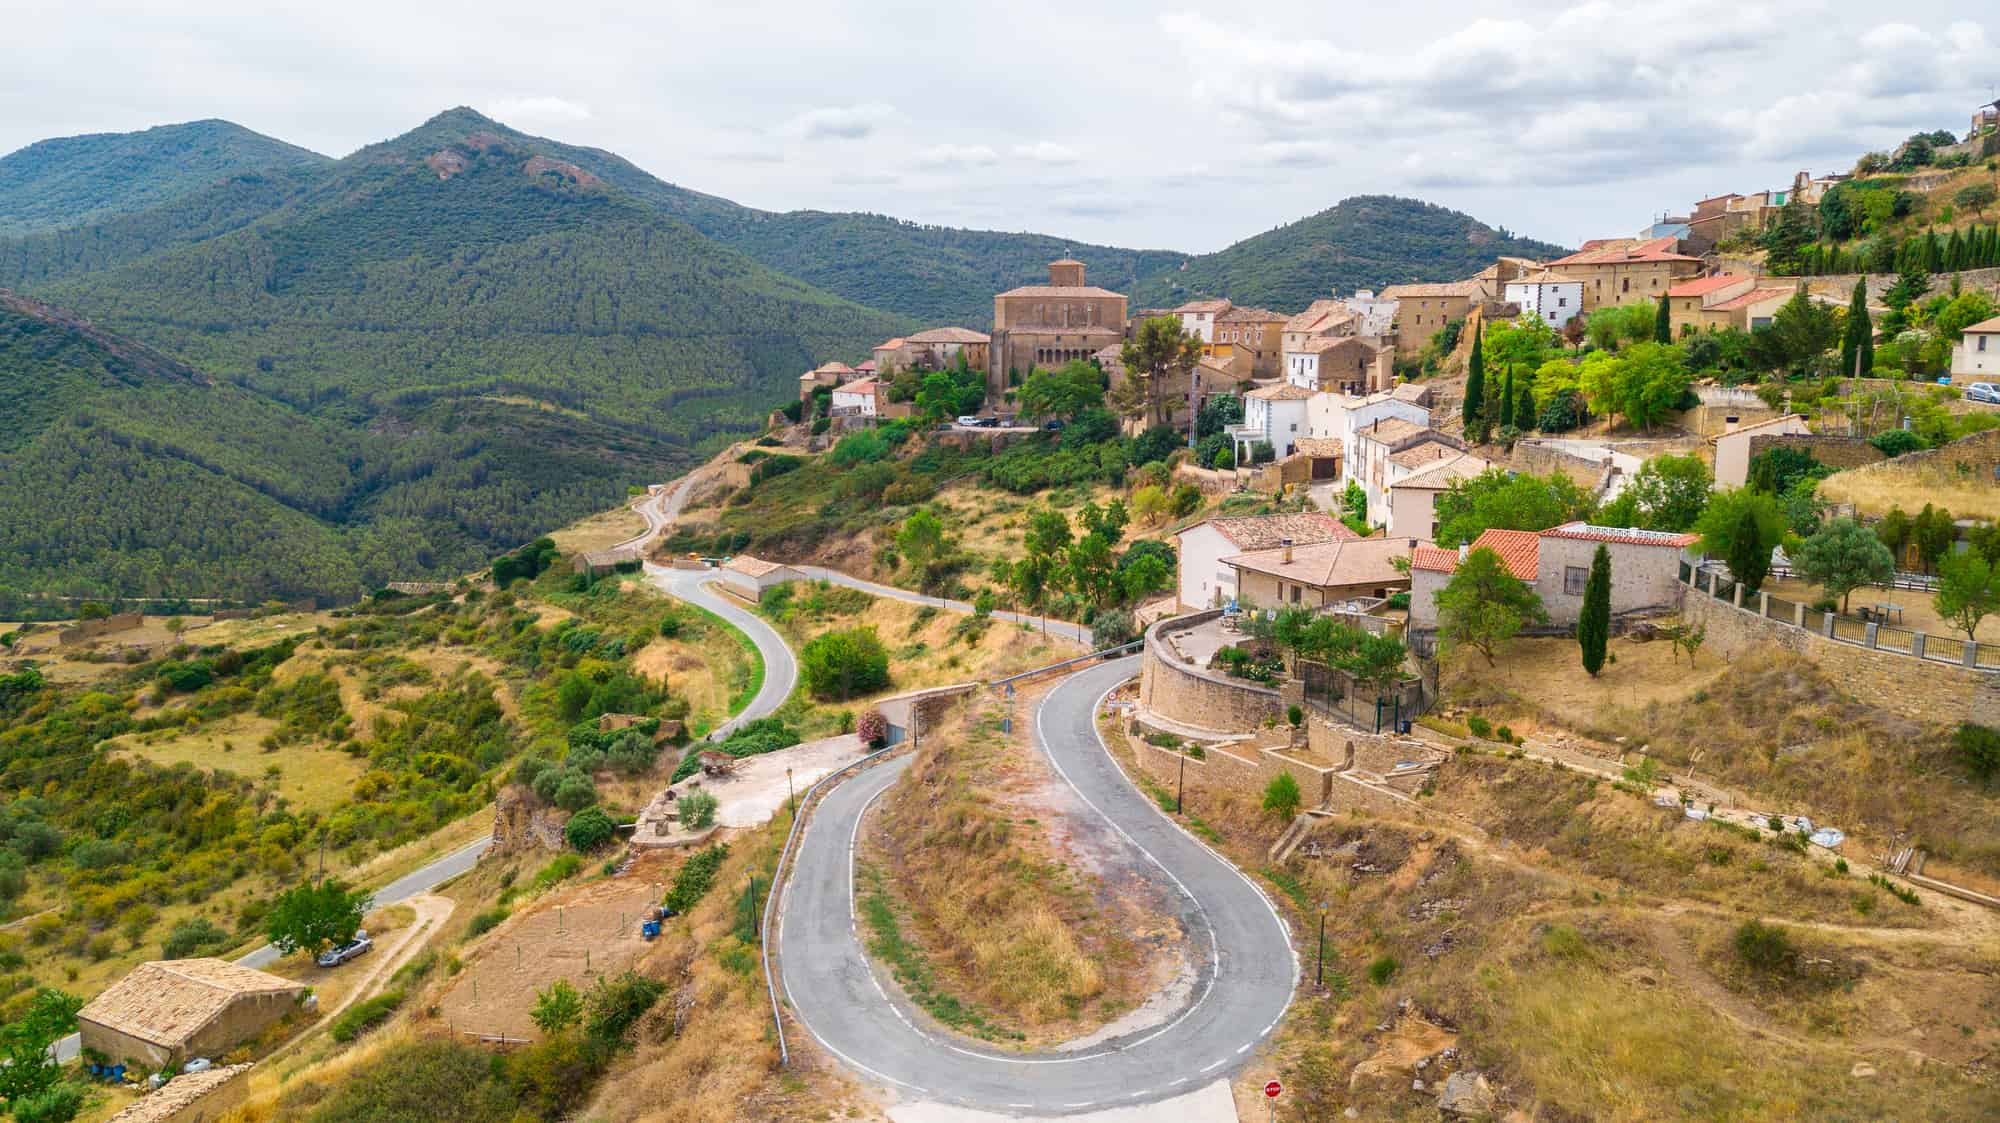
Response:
[1769,563,1938,593]
[1680,562,2000,670]
[1298,660,1431,733]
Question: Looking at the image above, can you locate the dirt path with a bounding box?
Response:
[259,893,453,1066]
[1641,912,1814,1053]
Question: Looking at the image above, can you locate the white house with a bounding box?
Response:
[1710,413,1809,490]
[1176,299,1230,344]
[1501,270,1584,330]
[1339,290,1398,337]
[830,378,878,418]
[1317,390,1431,485]
[1950,314,2000,384]
[1350,419,1465,527]
[1233,383,1315,460]
[1174,513,1355,611]
[1386,452,1489,540]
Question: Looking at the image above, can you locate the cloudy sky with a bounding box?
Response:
[3,1,1995,253]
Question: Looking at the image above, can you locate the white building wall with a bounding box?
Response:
[1502,281,1583,330]
[1285,352,1320,390]
[1951,331,2000,383]
[1176,525,1242,610]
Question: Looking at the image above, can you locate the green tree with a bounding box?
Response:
[1578,543,1611,676]
[1622,453,1710,531]
[265,879,369,957]
[1876,505,1914,563]
[1957,182,1998,219]
[1463,319,1487,442]
[531,979,584,1035]
[1120,317,1203,430]
[895,509,948,592]
[1612,342,1692,430]
[1016,360,1105,421]
[799,627,891,701]
[1433,468,1595,547]
[1751,287,1839,374]
[1696,489,1783,594]
[1935,551,2000,642]
[564,806,616,852]
[678,789,719,830]
[1792,518,1895,613]
[1120,552,1171,605]
[1513,382,1537,431]
[1434,546,1548,664]
[1262,771,1302,821]
[1913,503,1957,574]
[0,989,83,1107]
[1957,723,2000,783]
[1840,278,1873,376]
[1654,294,1672,343]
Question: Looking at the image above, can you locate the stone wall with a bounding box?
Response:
[58,613,144,645]
[1509,442,1613,493]
[1129,735,1336,808]
[1681,588,2000,726]
[1138,610,1282,732]
[107,1065,252,1123]
[1745,433,1885,473]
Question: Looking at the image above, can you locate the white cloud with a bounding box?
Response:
[781,102,896,141]
[487,96,591,123]
[921,143,999,167]
[1012,141,1079,164]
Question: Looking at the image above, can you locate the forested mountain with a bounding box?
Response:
[0,293,688,607]
[1127,196,1570,311]
[0,119,327,236]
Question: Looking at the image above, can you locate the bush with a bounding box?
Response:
[162,917,231,959]
[857,709,889,748]
[1088,608,1136,648]
[1868,429,1925,457]
[1465,714,1492,740]
[584,972,666,1044]
[12,1085,83,1123]
[1262,771,1302,820]
[679,790,719,830]
[1286,704,1304,727]
[1169,483,1202,518]
[564,806,617,852]
[330,990,404,1043]
[1957,723,2000,783]
[1366,955,1399,985]
[799,627,891,700]
[1732,919,1797,974]
[553,773,598,812]
[664,845,728,914]
[466,908,508,937]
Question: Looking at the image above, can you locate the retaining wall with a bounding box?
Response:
[1681,590,2000,726]
[1138,610,1282,732]
[1129,735,1336,808]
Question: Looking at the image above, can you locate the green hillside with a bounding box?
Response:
[0,293,688,607]
[0,119,328,236]
[356,109,1180,327]
[1127,195,1569,311]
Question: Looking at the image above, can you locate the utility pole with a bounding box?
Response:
[316,832,327,881]
[1176,751,1186,816]
[747,876,760,940]
[787,768,796,817]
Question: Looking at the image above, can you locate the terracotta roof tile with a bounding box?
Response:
[1708,287,1793,312]
[1390,452,1489,490]
[1380,281,1482,299]
[1665,274,1751,298]
[1187,513,1355,551]
[1539,521,1698,548]
[907,326,992,344]
[1963,314,2000,334]
[1389,439,1463,468]
[1545,236,1700,267]
[1221,536,1417,589]
[1410,529,1541,581]
[79,960,304,1050]
[723,555,789,578]
[1247,383,1316,400]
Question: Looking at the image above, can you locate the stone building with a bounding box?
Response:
[78,959,308,1070]
[1175,513,1355,611]
[1407,523,1697,629]
[1223,535,1415,609]
[1213,306,1289,380]
[1285,336,1392,395]
[1711,413,1810,489]
[1380,281,1483,357]
[1541,237,1703,313]
[1665,274,1756,336]
[990,259,1129,399]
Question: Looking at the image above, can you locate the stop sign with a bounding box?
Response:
[1264,1080,1283,1098]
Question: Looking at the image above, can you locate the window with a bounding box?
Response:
[1622,278,1631,293]
[1564,566,1588,595]
[1558,296,1567,307]
[1981,337,1989,352]
[1290,584,1302,604]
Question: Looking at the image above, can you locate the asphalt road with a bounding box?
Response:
[792,565,1094,647]
[644,563,799,741]
[777,656,1297,1113]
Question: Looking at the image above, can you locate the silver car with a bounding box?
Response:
[316,931,371,968]
[1967,382,2000,405]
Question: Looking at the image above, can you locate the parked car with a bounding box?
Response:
[955,415,982,427]
[976,416,1002,428]
[183,1058,213,1074]
[316,931,372,968]
[1967,383,2000,405]
[1043,419,1065,432]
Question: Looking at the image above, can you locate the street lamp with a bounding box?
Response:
[1176,750,1186,816]
[1315,901,1330,990]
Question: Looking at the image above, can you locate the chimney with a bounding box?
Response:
[1724,415,1739,434]
[1458,543,1469,561]
[1281,538,1294,563]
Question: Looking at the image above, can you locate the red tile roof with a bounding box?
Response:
[1410,529,1540,581]
[1540,522,1698,548]
[1666,274,1751,298]
[1708,287,1792,312]
[1546,236,1700,267]
[1963,314,2000,334]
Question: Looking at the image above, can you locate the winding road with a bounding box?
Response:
[791,565,1094,647]
[642,562,799,742]
[777,656,1298,1113]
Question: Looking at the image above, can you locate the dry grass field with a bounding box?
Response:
[106,715,369,814]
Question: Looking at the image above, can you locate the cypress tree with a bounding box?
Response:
[1727,506,1770,593]
[1655,293,1672,342]
[1578,543,1611,676]
[1841,277,1872,376]
[1463,319,1486,441]
[1500,363,1515,431]
[1515,383,1536,431]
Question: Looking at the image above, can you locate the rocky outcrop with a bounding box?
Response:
[490,785,567,855]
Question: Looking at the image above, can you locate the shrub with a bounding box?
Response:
[1495,725,1516,745]
[530,980,584,1034]
[466,908,508,937]
[664,845,729,914]
[162,917,231,959]
[1957,723,2000,783]
[564,806,617,852]
[1088,608,1136,648]
[857,709,889,748]
[1169,484,1202,518]
[1542,925,1588,960]
[1262,772,1302,820]
[330,990,404,1043]
[584,971,666,1044]
[1465,714,1492,740]
[679,790,719,831]
[1366,955,1399,985]
[1286,704,1304,728]
[553,773,598,812]
[799,627,891,700]
[12,1085,83,1123]
[1732,919,1797,974]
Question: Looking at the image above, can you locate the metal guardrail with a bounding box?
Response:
[987,640,1141,687]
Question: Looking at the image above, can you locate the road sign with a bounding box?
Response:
[1264,1080,1282,1098]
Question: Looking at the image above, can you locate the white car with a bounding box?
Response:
[955,415,983,427]
[316,931,372,968]
[1967,383,2000,405]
